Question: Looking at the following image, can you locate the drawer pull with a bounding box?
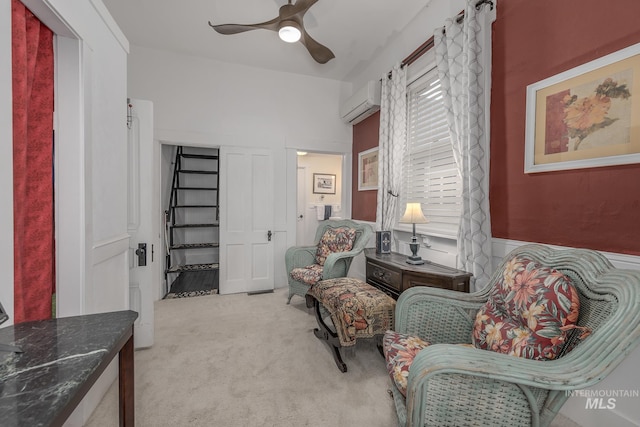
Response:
[373,270,387,280]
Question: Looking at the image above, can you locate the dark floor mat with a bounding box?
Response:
[165,270,219,299]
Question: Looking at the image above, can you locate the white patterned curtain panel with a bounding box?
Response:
[435,0,494,291]
[376,64,407,234]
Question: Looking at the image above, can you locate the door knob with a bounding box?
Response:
[135,243,147,266]
[267,230,272,241]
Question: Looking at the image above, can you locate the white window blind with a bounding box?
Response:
[400,66,461,237]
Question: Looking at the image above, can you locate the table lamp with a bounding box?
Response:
[399,202,429,265]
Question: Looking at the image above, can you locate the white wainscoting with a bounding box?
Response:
[351,233,640,283]
[348,220,461,280]
[347,221,376,282]
[492,238,640,427]
[492,238,640,271]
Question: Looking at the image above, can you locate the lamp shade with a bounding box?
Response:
[399,203,428,224]
[278,21,301,43]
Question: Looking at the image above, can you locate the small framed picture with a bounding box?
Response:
[358,147,378,191]
[313,173,336,194]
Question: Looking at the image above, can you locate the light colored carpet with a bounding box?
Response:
[86,288,581,427]
[86,289,395,426]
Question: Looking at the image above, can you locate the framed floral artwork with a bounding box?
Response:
[525,41,640,173]
[358,147,378,190]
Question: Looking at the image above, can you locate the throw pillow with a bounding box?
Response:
[315,227,357,266]
[472,256,581,360]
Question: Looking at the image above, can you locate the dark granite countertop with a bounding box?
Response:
[0,310,138,427]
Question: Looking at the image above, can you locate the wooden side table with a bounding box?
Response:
[364,248,472,299]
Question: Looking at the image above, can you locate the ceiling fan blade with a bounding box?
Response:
[210,1,334,65]
[299,29,335,64]
[287,0,318,17]
[208,18,279,35]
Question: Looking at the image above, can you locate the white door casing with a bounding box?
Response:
[219,146,274,294]
[296,166,307,246]
[127,99,158,349]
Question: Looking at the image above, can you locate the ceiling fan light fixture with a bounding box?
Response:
[278,20,301,43]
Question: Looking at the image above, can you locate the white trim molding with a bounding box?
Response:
[89,0,129,53]
[492,238,640,271]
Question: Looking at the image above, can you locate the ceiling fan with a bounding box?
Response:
[208,0,335,64]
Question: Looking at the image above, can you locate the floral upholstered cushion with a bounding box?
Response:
[314,227,357,266]
[472,256,582,360]
[289,264,324,285]
[383,331,431,397]
[309,278,396,347]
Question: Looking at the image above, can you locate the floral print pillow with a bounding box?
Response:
[472,257,582,360]
[314,227,356,266]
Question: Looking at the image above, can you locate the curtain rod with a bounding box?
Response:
[399,0,494,69]
[456,0,494,24]
[401,37,435,68]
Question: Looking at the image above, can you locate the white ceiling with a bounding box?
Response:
[101,0,432,82]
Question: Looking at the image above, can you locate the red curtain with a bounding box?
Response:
[12,0,55,323]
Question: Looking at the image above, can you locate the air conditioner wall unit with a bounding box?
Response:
[340,80,381,125]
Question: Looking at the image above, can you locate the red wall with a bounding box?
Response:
[352,111,380,222]
[351,0,640,255]
[491,0,640,255]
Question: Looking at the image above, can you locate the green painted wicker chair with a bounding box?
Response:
[386,244,640,427]
[285,219,372,304]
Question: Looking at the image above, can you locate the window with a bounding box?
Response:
[399,65,461,238]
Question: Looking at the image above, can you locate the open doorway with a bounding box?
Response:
[296,152,344,246]
[161,144,220,298]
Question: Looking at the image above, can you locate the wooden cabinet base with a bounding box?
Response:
[365,248,472,298]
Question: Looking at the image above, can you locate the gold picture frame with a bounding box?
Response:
[358,147,378,190]
[525,42,640,173]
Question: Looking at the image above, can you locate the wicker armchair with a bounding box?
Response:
[285,219,372,304]
[386,244,640,427]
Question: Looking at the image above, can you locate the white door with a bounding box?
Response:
[219,147,274,295]
[127,99,158,349]
[296,166,307,246]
